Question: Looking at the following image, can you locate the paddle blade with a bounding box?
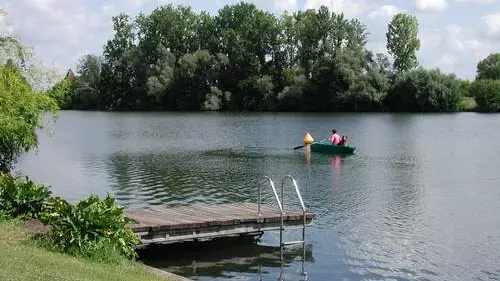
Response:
[293,145,305,150]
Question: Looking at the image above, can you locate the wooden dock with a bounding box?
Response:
[125,202,315,246]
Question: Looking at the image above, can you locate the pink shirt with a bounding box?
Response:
[330,133,341,145]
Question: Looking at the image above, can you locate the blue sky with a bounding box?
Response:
[0,0,499,79]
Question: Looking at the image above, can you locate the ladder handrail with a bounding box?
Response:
[281,175,306,213]
[259,176,283,216]
[259,175,308,248]
[260,175,309,278]
[281,175,307,249]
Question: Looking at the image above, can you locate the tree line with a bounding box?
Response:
[48,2,500,112]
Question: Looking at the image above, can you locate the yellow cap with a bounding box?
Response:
[303,133,314,144]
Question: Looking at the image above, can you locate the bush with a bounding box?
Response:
[0,173,52,219]
[40,194,140,261]
[457,96,477,111]
[469,79,500,112]
[31,234,127,264]
[385,68,461,111]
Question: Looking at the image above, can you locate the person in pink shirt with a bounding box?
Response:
[329,129,341,145]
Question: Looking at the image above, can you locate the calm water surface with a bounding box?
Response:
[17,111,500,281]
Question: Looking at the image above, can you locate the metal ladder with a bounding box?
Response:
[258,175,307,248]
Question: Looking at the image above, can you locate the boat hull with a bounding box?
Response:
[310,141,356,154]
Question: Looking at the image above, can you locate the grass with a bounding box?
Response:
[457,96,478,111]
[0,219,172,281]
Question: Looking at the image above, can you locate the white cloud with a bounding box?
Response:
[482,13,500,36]
[417,22,500,78]
[1,0,160,76]
[419,28,443,49]
[415,0,448,12]
[369,5,400,19]
[437,52,456,65]
[273,0,298,11]
[304,0,369,17]
[0,11,13,35]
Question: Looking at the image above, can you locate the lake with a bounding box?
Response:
[17,111,500,281]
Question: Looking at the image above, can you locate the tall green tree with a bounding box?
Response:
[476,53,500,80]
[386,13,421,73]
[77,55,102,92]
[101,14,138,109]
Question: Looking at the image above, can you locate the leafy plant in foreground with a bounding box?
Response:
[0,173,52,219]
[40,193,140,260]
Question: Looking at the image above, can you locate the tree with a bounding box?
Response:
[385,68,460,111]
[469,79,500,112]
[82,3,485,113]
[476,53,500,80]
[386,13,421,73]
[77,55,103,91]
[0,38,58,173]
[45,75,76,109]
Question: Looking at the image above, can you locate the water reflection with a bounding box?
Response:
[276,243,309,281]
[330,156,342,193]
[103,149,309,208]
[303,150,344,192]
[138,238,313,280]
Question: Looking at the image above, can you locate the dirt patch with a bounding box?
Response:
[23,219,52,235]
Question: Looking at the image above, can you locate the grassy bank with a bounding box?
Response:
[0,219,171,281]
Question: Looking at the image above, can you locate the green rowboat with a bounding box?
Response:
[310,141,356,154]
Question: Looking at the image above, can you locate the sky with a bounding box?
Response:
[0,0,499,80]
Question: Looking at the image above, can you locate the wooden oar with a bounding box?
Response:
[293,139,329,150]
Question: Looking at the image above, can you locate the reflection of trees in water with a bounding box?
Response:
[384,157,423,230]
[105,149,309,208]
[299,152,374,224]
[336,115,426,277]
[106,151,257,207]
[138,238,313,280]
[383,115,424,231]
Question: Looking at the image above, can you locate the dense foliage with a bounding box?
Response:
[40,194,140,261]
[385,68,461,111]
[51,3,479,112]
[476,53,500,80]
[0,173,52,219]
[0,62,58,173]
[469,79,500,112]
[0,23,58,173]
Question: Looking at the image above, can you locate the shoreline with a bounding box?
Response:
[0,218,189,281]
[141,264,192,281]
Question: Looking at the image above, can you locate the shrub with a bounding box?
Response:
[457,96,477,111]
[385,67,461,111]
[469,79,500,112]
[40,194,140,261]
[0,173,52,219]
